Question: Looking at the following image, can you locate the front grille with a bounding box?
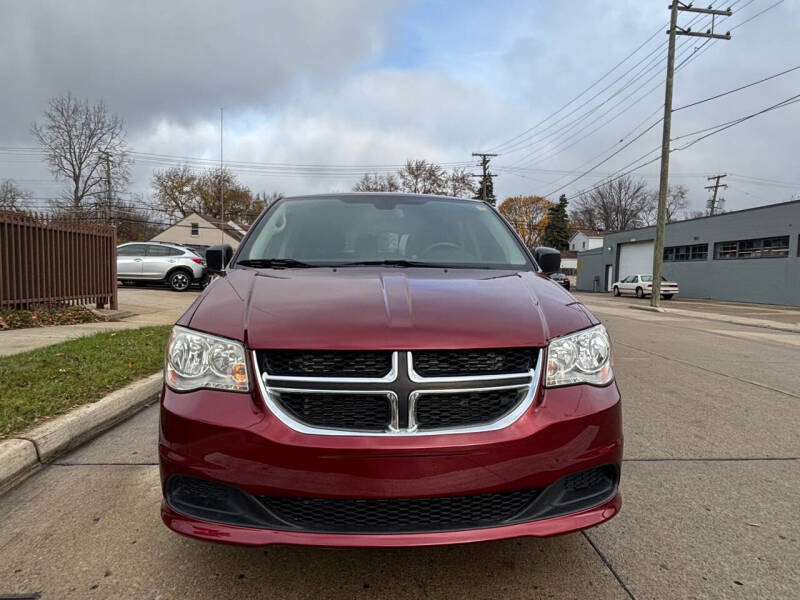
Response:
[414,388,524,430]
[258,349,540,435]
[275,391,392,431]
[413,348,536,377]
[258,489,540,534]
[261,350,392,378]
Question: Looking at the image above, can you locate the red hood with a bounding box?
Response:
[183,268,596,350]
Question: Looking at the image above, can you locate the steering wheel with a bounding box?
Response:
[419,241,462,258]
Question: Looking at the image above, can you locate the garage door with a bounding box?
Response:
[618,241,654,280]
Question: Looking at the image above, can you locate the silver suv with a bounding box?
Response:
[117,242,207,291]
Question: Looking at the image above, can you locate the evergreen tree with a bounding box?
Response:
[542,194,570,250]
[473,173,496,205]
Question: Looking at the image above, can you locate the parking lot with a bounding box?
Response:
[1,291,798,599]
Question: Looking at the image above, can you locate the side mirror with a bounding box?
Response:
[206,244,233,274]
[533,246,561,275]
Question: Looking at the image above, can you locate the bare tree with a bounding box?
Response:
[570,176,650,232]
[446,167,476,198]
[498,195,552,248]
[353,173,400,192]
[151,164,272,224]
[195,167,255,222]
[0,179,32,210]
[398,160,445,194]
[151,165,199,220]
[32,93,131,214]
[642,184,688,225]
[354,161,474,197]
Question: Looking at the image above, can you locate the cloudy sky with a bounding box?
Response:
[1,0,798,216]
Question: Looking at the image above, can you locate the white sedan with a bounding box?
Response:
[612,274,679,299]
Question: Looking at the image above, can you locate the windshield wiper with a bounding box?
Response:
[332,260,457,268]
[237,258,317,269]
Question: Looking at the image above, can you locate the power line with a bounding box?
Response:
[499,0,786,180]
[496,7,725,161]
[533,62,800,195]
[562,91,800,203]
[498,27,712,170]
[674,64,800,111]
[505,0,783,198]
[486,21,670,153]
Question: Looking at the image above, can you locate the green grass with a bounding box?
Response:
[0,326,171,437]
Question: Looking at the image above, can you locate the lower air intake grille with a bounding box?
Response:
[260,350,393,378]
[275,392,392,432]
[258,489,541,534]
[414,388,525,430]
[413,348,537,377]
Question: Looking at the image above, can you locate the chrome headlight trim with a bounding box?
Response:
[545,324,613,388]
[165,326,250,392]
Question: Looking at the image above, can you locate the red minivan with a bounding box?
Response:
[159,193,622,547]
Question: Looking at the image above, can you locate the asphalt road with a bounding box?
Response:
[1,293,798,599]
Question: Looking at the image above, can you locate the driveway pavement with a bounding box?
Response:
[116,287,201,325]
[1,296,798,599]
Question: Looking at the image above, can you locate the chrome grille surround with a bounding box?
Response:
[253,349,541,437]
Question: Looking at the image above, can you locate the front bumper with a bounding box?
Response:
[159,380,622,547]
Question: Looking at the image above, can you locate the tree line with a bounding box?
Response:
[353,160,477,198]
[11,92,707,245]
[353,157,700,251]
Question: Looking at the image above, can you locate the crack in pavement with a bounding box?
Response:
[614,340,800,400]
[582,530,638,600]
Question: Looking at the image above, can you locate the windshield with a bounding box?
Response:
[640,275,668,282]
[235,196,531,269]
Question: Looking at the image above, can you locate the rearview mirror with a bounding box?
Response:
[533,246,561,275]
[206,244,233,274]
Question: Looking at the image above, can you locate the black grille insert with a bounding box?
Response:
[275,391,392,431]
[413,348,537,377]
[261,350,393,378]
[258,489,540,534]
[165,466,618,533]
[415,388,525,430]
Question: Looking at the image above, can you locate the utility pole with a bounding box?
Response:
[705,174,727,215]
[650,2,732,308]
[220,107,224,243]
[100,150,112,224]
[471,152,498,204]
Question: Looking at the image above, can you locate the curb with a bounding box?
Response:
[628,304,665,313]
[624,302,800,333]
[661,306,800,334]
[0,371,163,495]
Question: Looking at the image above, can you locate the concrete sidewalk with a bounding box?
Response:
[0,288,199,357]
[116,287,201,325]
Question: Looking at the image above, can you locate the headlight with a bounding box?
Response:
[165,326,249,392]
[545,324,613,387]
